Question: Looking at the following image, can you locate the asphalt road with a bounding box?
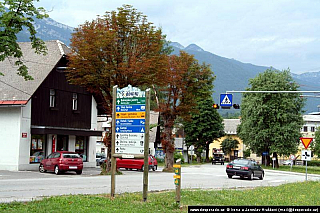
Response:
[1,164,320,203]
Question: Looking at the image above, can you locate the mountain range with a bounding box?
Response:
[16,17,320,114]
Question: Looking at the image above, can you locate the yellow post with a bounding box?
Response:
[173,159,181,205]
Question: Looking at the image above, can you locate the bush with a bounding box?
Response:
[155,157,164,163]
[243,149,251,158]
[308,160,320,167]
[188,154,197,162]
[174,151,184,163]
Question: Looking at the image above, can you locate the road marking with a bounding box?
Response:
[269,180,286,183]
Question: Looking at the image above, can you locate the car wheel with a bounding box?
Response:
[259,172,264,180]
[240,176,244,179]
[76,170,82,175]
[39,164,46,173]
[140,165,144,172]
[228,175,232,179]
[54,165,60,175]
[248,172,254,180]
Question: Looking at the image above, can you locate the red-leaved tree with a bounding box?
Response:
[157,51,213,171]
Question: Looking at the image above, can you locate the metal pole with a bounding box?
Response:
[143,89,150,202]
[111,85,117,197]
[306,160,308,181]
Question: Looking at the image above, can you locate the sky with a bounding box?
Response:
[36,0,320,74]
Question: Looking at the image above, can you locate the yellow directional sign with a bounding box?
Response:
[174,179,180,185]
[173,164,181,168]
[174,175,181,179]
[174,168,179,174]
[116,112,145,119]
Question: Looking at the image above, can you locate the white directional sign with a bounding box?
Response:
[115,85,146,155]
[115,146,144,154]
[302,150,311,161]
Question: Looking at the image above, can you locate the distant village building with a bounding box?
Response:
[209,119,244,162]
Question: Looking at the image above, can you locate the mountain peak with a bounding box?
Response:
[169,42,185,49]
[185,44,204,52]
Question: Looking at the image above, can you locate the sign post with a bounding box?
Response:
[300,138,313,181]
[173,159,181,205]
[111,85,150,200]
[290,154,295,171]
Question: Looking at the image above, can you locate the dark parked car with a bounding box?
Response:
[212,153,225,165]
[39,151,83,175]
[96,152,106,166]
[226,159,264,180]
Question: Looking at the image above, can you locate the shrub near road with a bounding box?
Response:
[1,181,319,212]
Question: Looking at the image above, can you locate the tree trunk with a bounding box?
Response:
[272,152,279,168]
[205,142,210,162]
[196,150,202,163]
[162,118,175,172]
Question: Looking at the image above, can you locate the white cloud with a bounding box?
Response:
[36,0,320,74]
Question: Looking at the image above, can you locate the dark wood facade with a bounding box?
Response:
[31,57,92,129]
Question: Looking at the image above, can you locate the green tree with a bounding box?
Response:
[184,98,225,163]
[0,0,48,80]
[237,68,305,167]
[220,137,239,156]
[311,128,320,157]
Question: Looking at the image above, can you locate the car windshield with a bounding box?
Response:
[63,153,81,158]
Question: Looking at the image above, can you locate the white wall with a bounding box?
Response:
[87,97,98,167]
[18,101,33,170]
[69,135,76,152]
[0,107,22,170]
[91,97,98,131]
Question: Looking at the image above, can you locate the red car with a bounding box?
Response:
[39,151,83,175]
[116,155,158,171]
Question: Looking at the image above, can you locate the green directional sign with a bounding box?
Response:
[116,97,146,105]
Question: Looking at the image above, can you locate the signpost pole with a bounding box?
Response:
[143,89,150,202]
[174,160,181,205]
[111,85,117,197]
[306,160,308,181]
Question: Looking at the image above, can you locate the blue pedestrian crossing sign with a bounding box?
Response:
[220,94,233,107]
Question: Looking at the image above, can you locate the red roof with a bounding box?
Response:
[0,100,28,105]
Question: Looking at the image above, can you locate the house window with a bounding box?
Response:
[311,127,315,132]
[75,136,87,162]
[72,93,78,110]
[50,89,55,107]
[30,135,46,163]
[303,126,308,132]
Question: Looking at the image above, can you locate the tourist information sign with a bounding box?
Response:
[115,85,146,155]
[111,85,151,201]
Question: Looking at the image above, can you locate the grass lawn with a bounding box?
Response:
[1,181,319,212]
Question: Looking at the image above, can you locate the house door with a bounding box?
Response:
[57,135,68,151]
[234,150,238,159]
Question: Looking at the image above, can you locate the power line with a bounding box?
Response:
[0,79,32,96]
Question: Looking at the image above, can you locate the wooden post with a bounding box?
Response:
[143,89,150,201]
[174,159,181,205]
[111,85,117,197]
